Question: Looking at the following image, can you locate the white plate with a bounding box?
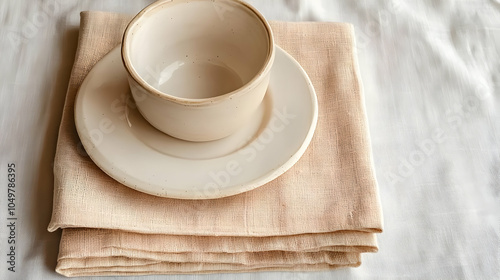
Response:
[75,45,317,199]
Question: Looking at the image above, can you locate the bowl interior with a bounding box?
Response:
[125,0,271,100]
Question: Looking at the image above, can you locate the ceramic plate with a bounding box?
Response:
[75,45,317,199]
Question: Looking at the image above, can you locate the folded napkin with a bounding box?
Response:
[48,11,383,277]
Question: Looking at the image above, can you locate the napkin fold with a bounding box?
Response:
[48,11,383,277]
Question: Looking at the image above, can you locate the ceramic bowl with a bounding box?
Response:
[121,0,275,142]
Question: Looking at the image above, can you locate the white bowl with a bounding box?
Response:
[122,0,275,142]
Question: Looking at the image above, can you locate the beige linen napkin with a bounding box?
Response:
[48,11,383,277]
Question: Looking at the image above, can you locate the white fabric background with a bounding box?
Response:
[0,0,499,279]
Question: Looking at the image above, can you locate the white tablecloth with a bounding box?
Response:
[0,0,498,279]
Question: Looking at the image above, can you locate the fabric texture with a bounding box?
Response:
[47,11,382,277]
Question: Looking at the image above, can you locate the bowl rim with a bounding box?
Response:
[121,0,275,106]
